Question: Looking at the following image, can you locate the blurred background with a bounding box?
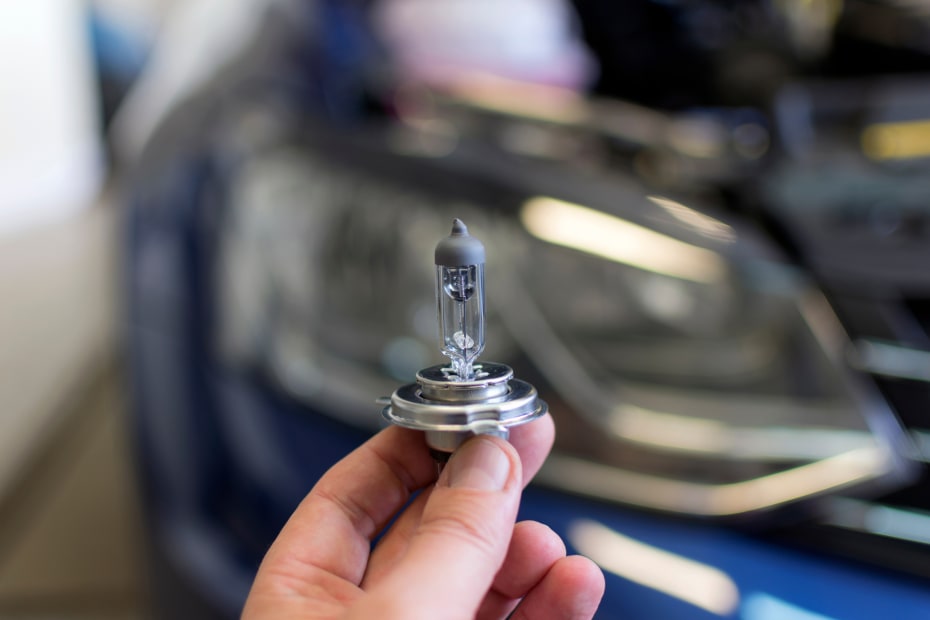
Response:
[3,0,930,618]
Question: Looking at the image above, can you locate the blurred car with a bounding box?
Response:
[124,1,930,618]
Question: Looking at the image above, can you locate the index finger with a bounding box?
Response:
[253,426,438,591]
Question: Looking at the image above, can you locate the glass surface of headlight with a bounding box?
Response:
[215,117,913,519]
[501,192,914,515]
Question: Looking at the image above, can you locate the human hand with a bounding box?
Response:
[242,415,604,619]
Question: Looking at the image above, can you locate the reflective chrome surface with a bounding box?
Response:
[384,362,547,453]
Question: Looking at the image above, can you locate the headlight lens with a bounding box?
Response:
[215,122,912,518]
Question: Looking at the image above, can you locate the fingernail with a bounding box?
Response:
[443,437,511,491]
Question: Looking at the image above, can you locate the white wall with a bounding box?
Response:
[0,1,104,238]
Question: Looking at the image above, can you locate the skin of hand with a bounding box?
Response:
[242,414,605,619]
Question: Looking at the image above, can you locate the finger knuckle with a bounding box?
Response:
[421,502,502,559]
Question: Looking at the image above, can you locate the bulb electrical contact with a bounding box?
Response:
[382,219,547,461]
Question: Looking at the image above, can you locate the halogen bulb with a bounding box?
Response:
[435,219,486,380]
[382,217,547,460]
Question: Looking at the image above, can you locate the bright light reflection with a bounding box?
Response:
[829,498,930,546]
[568,519,740,616]
[852,339,930,383]
[521,196,727,283]
[867,504,930,545]
[861,118,930,160]
[609,404,875,461]
[646,195,735,242]
[742,592,837,620]
[541,444,889,516]
[443,74,588,126]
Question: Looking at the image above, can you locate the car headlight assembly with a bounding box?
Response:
[505,194,913,517]
[214,118,914,520]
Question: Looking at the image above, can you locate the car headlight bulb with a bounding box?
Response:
[382,219,547,461]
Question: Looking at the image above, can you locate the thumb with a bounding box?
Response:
[358,436,522,620]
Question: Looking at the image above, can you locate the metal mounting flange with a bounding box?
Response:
[382,362,548,454]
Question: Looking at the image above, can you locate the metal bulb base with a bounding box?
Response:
[383,362,547,456]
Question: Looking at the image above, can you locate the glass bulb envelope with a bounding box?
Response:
[215,124,915,520]
[435,219,486,381]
